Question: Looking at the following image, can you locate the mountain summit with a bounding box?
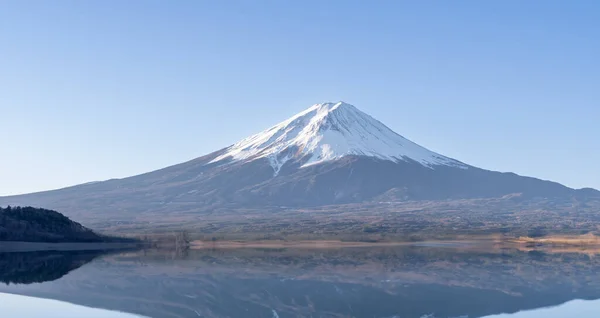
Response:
[0,101,597,222]
[211,102,466,175]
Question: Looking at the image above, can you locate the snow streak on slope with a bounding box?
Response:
[211,102,467,172]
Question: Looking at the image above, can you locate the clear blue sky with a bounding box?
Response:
[1,0,599,195]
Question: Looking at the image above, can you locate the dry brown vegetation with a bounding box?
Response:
[513,233,600,246]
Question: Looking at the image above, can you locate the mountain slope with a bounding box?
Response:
[0,102,597,222]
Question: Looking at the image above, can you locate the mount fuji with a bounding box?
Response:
[0,102,597,224]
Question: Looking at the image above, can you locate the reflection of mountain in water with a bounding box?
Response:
[0,251,101,285]
[1,247,600,318]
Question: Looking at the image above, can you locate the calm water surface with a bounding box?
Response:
[0,246,599,317]
[0,292,144,317]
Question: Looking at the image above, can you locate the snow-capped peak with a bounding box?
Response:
[210,102,466,173]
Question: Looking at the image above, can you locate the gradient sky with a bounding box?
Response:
[1,1,599,195]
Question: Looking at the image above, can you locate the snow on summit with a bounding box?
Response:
[211,102,466,173]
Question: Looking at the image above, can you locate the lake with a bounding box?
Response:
[0,245,598,317]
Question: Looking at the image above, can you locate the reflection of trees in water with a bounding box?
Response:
[0,251,101,285]
[61,247,600,318]
[2,247,600,318]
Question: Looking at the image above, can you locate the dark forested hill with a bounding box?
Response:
[0,206,122,242]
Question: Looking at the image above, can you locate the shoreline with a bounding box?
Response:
[190,239,487,249]
[510,235,600,246]
[0,241,141,253]
[190,235,600,250]
[3,235,600,253]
